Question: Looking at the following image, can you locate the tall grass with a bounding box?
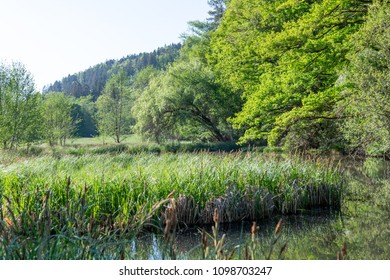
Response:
[0,151,344,259]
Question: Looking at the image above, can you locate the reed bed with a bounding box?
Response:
[0,151,344,259]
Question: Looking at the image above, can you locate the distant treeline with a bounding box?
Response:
[43,43,182,100]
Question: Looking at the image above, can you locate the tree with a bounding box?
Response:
[210,0,369,149]
[207,0,230,31]
[71,95,98,137]
[132,70,173,143]
[44,44,181,101]
[42,92,75,146]
[96,69,133,143]
[0,62,42,149]
[338,0,390,156]
[165,59,240,141]
[181,0,229,63]
[132,59,241,142]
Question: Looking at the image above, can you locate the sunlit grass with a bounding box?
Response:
[0,150,345,259]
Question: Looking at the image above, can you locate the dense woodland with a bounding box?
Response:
[0,0,389,156]
[43,43,182,100]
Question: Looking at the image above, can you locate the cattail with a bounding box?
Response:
[213,208,220,225]
[200,228,209,259]
[1,218,13,241]
[164,199,177,241]
[251,222,257,242]
[201,229,208,250]
[4,217,12,227]
[275,219,282,236]
[81,183,89,209]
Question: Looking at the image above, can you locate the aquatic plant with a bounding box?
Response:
[0,151,344,259]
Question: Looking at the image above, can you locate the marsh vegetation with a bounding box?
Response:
[0,144,388,259]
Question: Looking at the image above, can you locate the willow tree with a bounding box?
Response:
[132,59,240,143]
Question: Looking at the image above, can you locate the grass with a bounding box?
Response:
[2,134,260,160]
[0,148,345,259]
[68,134,144,145]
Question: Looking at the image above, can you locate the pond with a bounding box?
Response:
[129,157,390,260]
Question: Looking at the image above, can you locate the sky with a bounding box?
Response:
[0,0,210,91]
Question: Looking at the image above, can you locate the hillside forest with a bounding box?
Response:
[1,0,389,157]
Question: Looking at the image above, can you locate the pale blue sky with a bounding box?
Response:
[0,0,210,90]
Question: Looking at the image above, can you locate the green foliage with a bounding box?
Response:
[96,69,133,143]
[42,92,75,146]
[44,44,181,100]
[132,70,173,143]
[337,0,390,156]
[71,95,98,137]
[207,0,230,31]
[132,59,241,142]
[181,0,228,61]
[10,0,388,156]
[210,0,368,150]
[0,152,344,224]
[0,62,42,149]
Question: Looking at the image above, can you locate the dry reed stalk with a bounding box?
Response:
[174,195,199,226]
[248,188,274,220]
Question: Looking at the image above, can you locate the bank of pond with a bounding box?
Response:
[0,152,388,259]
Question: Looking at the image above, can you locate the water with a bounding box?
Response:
[129,157,390,260]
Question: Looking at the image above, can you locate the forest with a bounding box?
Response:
[0,0,389,260]
[1,0,389,156]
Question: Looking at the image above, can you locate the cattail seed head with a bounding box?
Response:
[201,229,208,250]
[275,219,282,235]
[251,222,258,242]
[213,208,220,225]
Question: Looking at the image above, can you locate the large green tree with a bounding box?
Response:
[338,0,390,156]
[132,59,240,142]
[0,62,42,149]
[210,0,369,149]
[132,68,174,143]
[96,69,133,143]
